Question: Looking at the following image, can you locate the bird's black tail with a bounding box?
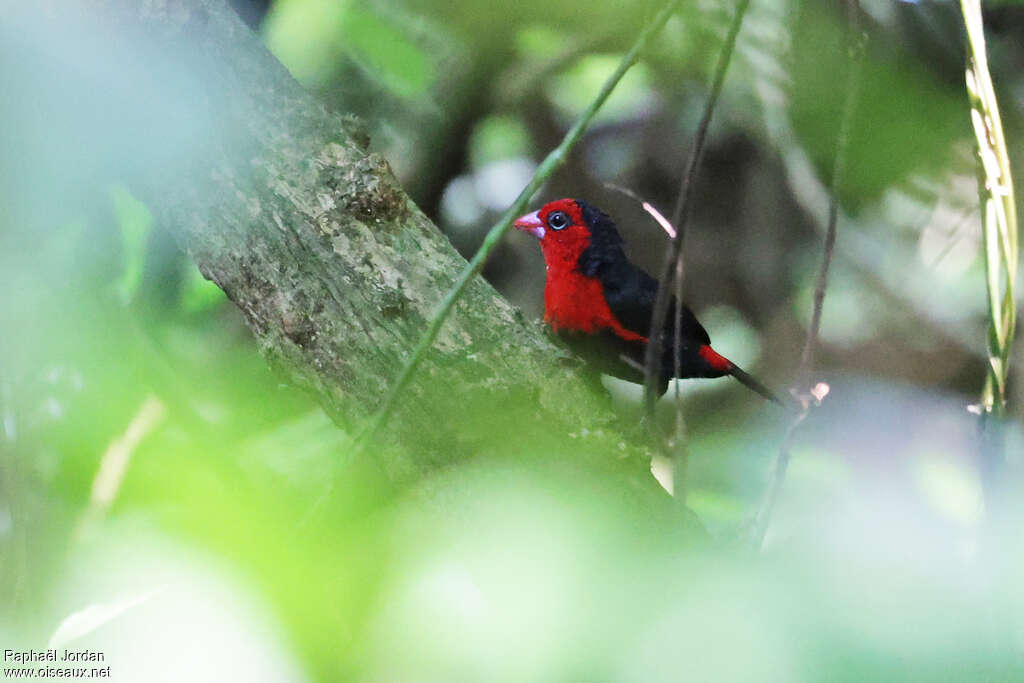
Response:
[729,364,783,405]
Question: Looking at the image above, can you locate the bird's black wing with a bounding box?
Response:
[574,199,712,387]
[574,201,710,344]
[597,258,711,346]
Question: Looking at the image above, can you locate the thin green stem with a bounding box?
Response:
[357,0,683,446]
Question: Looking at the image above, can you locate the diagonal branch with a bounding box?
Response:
[50,0,666,474]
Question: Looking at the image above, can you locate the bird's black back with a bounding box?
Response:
[575,200,710,346]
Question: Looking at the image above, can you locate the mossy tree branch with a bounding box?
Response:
[57,0,663,477]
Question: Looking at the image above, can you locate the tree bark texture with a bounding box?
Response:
[47,0,649,475]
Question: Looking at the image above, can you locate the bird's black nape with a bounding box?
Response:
[575,200,626,278]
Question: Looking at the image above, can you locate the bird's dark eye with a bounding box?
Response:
[547,211,569,230]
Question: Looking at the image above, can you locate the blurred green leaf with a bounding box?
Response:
[109,185,153,304]
[263,0,351,85]
[469,115,533,168]
[547,56,656,127]
[181,265,227,314]
[343,8,433,98]
[265,0,433,97]
[790,4,965,208]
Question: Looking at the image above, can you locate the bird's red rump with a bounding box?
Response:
[698,345,733,372]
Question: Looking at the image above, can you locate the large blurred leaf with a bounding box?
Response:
[789,3,966,209]
[265,0,433,97]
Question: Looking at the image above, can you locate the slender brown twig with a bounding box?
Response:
[750,0,867,550]
[643,0,752,410]
[642,0,753,502]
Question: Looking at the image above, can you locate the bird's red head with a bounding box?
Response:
[513,198,594,273]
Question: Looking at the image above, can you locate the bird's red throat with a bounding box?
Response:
[541,248,647,343]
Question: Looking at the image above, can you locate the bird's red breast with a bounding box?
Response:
[544,268,648,342]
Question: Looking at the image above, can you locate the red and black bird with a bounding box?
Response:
[514,198,780,403]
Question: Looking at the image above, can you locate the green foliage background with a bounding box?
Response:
[2,1,1024,680]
